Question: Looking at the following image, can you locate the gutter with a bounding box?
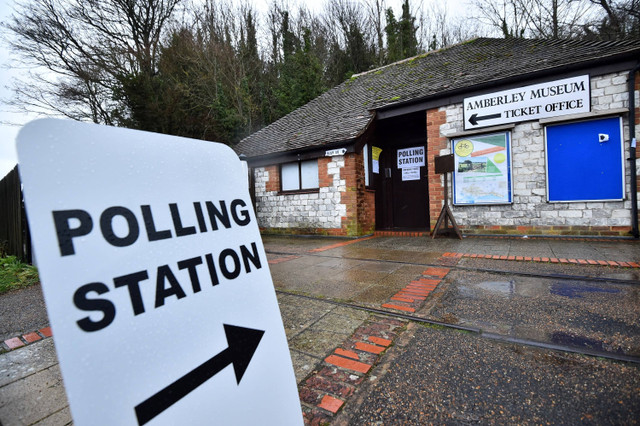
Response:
[629,63,640,238]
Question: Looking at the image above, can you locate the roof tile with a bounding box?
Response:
[236,37,640,158]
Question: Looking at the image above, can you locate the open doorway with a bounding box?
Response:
[373,111,429,230]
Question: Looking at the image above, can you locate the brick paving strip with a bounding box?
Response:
[374,231,428,237]
[446,252,640,268]
[381,267,451,314]
[266,236,378,265]
[267,254,301,265]
[307,236,376,253]
[299,315,407,424]
[1,327,53,353]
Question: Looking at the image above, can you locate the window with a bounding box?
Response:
[281,160,318,191]
[363,144,370,187]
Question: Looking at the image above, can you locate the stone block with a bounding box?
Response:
[558,210,582,218]
[612,209,629,218]
[612,74,626,85]
[503,211,524,218]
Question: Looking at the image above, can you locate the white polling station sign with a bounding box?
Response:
[396,146,425,169]
[17,119,303,426]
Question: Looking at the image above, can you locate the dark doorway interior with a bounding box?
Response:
[373,111,429,230]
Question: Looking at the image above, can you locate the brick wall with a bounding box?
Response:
[636,71,640,232]
[432,71,638,236]
[361,190,375,234]
[426,108,449,229]
[352,150,375,235]
[264,165,279,192]
[340,153,358,234]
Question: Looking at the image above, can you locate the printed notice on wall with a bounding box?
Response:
[452,132,512,205]
[372,146,382,174]
[402,167,420,181]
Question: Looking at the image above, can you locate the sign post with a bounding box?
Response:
[17,119,302,425]
[432,154,462,240]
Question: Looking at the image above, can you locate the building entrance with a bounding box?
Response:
[373,112,429,230]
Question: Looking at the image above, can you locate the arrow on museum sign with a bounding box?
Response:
[468,112,502,126]
[135,324,265,426]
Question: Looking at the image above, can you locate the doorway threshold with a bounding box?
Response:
[374,230,430,237]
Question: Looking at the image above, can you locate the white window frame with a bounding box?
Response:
[280,159,319,192]
[363,144,370,187]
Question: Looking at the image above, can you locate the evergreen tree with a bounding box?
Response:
[238,10,265,135]
[385,8,401,62]
[398,0,418,57]
[295,28,326,106]
[272,8,326,118]
[385,0,418,63]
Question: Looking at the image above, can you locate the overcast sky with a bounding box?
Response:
[0,0,469,179]
[1,0,25,179]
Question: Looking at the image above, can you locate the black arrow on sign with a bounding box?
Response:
[135,324,265,426]
[468,112,502,126]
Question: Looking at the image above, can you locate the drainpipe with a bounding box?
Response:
[629,64,640,238]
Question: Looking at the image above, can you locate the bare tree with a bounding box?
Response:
[472,0,611,39]
[4,0,181,124]
[588,0,640,38]
[363,0,387,65]
[420,2,484,50]
[522,0,598,38]
[472,0,533,37]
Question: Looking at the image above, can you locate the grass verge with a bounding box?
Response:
[0,256,39,294]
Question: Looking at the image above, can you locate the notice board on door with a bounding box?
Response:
[545,116,624,202]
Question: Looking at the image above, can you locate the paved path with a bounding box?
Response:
[336,322,640,424]
[1,235,639,424]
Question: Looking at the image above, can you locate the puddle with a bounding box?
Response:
[459,281,515,297]
[550,282,621,299]
[550,331,624,355]
[476,281,515,295]
[457,286,478,299]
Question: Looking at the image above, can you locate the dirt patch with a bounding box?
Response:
[0,283,49,341]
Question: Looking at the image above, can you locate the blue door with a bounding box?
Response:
[545,117,624,202]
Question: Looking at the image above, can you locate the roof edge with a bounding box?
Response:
[375,41,640,115]
[242,137,359,165]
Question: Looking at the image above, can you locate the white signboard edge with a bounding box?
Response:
[16,119,303,426]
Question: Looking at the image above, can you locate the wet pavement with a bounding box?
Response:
[277,293,370,384]
[267,235,640,358]
[337,322,640,424]
[428,270,640,357]
[1,234,640,424]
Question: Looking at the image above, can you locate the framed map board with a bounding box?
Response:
[452,132,513,205]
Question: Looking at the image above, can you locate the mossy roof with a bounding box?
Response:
[235,37,640,159]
